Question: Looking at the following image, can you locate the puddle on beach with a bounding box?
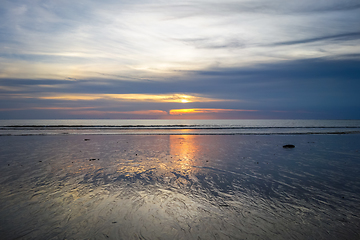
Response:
[0,134,360,239]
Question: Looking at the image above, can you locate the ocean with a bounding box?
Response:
[1,119,360,135]
[0,119,360,239]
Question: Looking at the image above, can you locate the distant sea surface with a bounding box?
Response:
[1,119,360,135]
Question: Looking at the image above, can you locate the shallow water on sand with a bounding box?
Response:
[0,135,360,239]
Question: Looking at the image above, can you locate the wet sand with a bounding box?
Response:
[0,134,360,239]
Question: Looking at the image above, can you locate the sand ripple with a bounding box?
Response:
[0,134,360,239]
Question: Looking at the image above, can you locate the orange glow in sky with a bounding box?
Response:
[169,108,258,115]
[37,93,229,103]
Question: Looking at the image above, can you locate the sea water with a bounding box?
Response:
[1,119,360,135]
[0,120,360,239]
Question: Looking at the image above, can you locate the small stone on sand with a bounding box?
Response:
[283,144,295,148]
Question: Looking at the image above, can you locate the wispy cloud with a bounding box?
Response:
[1,0,359,79]
[68,110,168,116]
[37,93,231,103]
[0,106,96,111]
[271,32,360,46]
[169,108,258,115]
[0,0,359,119]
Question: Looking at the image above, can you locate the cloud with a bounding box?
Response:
[0,1,360,119]
[169,108,257,115]
[271,32,360,46]
[69,110,168,116]
[145,1,360,18]
[0,106,96,111]
[1,0,359,80]
[36,93,231,103]
[0,57,359,109]
[175,37,245,50]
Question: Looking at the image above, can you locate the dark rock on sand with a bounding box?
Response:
[283,144,295,148]
[84,139,90,141]
[219,204,229,207]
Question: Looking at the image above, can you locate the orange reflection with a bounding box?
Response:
[53,136,204,184]
[169,135,200,175]
[112,135,202,178]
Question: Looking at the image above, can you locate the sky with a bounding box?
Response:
[0,0,359,119]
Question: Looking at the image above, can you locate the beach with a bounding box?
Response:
[1,134,360,239]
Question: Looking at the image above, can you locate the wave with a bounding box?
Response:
[2,125,360,130]
[1,129,359,136]
[1,119,360,136]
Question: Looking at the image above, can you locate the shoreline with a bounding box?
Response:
[1,130,360,136]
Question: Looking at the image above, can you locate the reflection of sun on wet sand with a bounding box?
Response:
[113,135,203,180]
[169,135,200,174]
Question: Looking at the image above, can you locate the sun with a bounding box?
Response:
[179,95,191,103]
